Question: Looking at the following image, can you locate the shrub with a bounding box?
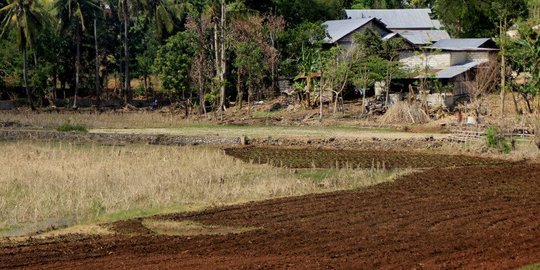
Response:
[57,123,88,133]
[485,126,511,153]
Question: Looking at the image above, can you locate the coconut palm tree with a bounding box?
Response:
[117,0,185,104]
[54,0,100,109]
[0,0,47,110]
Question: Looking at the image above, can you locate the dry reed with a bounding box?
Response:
[380,101,430,124]
[0,142,404,235]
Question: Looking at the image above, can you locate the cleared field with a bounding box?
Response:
[90,126,448,140]
[0,142,401,236]
[0,163,538,269]
[0,111,450,140]
[225,147,506,169]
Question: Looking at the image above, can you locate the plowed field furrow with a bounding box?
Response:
[1,164,540,269]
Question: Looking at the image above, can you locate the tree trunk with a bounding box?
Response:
[385,62,391,108]
[198,55,206,115]
[361,67,367,114]
[521,92,533,114]
[123,0,131,105]
[22,45,35,111]
[247,85,251,115]
[218,0,226,111]
[94,19,101,109]
[319,80,323,119]
[499,19,507,119]
[73,21,81,110]
[333,92,338,114]
[236,70,243,109]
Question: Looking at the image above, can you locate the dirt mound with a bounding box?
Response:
[1,164,539,269]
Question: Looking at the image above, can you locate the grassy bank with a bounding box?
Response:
[0,142,405,236]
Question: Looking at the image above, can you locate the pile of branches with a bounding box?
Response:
[380,101,430,124]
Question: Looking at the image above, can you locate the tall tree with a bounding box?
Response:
[0,0,47,110]
[491,0,529,117]
[54,0,100,109]
[435,0,528,38]
[206,0,227,111]
[186,5,212,114]
[118,0,183,105]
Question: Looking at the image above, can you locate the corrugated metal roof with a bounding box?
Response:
[431,38,493,49]
[432,62,480,79]
[345,9,437,29]
[382,32,399,40]
[431,20,442,29]
[323,18,375,44]
[395,30,450,45]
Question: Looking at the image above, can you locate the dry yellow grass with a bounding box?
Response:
[380,101,430,125]
[0,142,405,236]
[0,111,186,129]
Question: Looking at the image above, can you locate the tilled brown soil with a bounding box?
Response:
[1,164,540,269]
[224,147,506,169]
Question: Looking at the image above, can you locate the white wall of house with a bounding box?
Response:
[399,50,496,71]
[466,51,496,63]
[399,51,452,70]
[450,52,467,66]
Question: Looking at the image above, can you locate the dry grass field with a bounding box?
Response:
[0,141,405,236]
[0,111,185,129]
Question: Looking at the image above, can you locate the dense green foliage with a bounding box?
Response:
[485,126,511,153]
[0,0,537,114]
[154,31,196,99]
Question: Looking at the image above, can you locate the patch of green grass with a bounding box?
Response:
[57,123,88,133]
[521,263,540,270]
[0,225,18,235]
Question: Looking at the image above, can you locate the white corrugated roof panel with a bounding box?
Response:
[323,18,374,44]
[382,32,399,40]
[395,30,451,45]
[431,20,442,29]
[345,9,437,29]
[433,62,480,79]
[431,38,493,49]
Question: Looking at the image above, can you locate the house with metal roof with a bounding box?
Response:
[398,38,499,98]
[323,18,394,49]
[322,9,498,107]
[344,9,449,45]
[400,38,498,72]
[345,9,439,30]
[430,38,498,50]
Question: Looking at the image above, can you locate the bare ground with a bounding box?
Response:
[1,163,539,269]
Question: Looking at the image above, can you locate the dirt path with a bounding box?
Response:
[1,163,539,269]
[90,126,451,140]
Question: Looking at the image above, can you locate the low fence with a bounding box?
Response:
[448,129,535,143]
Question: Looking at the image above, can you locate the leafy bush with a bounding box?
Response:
[57,123,88,133]
[485,126,511,153]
